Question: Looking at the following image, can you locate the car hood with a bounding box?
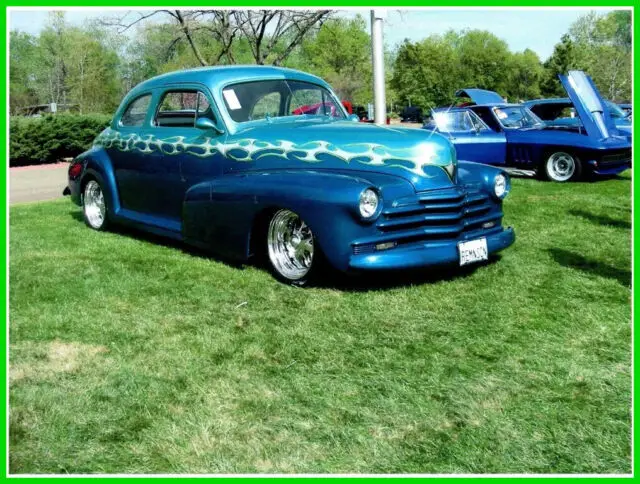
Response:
[559,70,618,140]
[226,119,458,191]
[455,88,505,105]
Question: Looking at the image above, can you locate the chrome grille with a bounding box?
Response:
[352,186,502,254]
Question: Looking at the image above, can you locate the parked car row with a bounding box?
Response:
[64,67,628,285]
[423,71,631,182]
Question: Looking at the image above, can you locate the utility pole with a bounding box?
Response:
[370,9,387,125]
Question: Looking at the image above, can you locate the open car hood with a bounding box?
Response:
[455,88,505,105]
[559,70,618,140]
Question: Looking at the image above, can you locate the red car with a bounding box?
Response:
[341,100,390,124]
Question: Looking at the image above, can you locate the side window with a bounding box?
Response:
[154,90,216,128]
[289,88,341,117]
[472,107,500,131]
[468,111,489,131]
[196,92,216,123]
[433,111,474,132]
[120,95,151,127]
[251,92,281,120]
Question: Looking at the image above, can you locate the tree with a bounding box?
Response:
[295,16,372,103]
[542,11,631,101]
[107,9,332,66]
[10,12,122,113]
[392,35,459,110]
[541,34,577,97]
[569,10,631,101]
[453,30,512,95]
[9,31,39,114]
[391,29,515,110]
[507,49,543,101]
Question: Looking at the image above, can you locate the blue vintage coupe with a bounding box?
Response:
[523,98,631,138]
[424,71,631,182]
[65,66,514,285]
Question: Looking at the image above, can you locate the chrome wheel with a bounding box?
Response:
[267,209,314,282]
[83,180,106,229]
[546,152,576,182]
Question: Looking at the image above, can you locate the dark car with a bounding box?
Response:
[400,106,423,123]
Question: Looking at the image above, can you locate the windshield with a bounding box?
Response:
[221,80,346,123]
[494,106,544,129]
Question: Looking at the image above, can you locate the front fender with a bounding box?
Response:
[458,160,505,190]
[182,170,406,269]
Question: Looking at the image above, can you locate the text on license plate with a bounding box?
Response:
[458,238,488,266]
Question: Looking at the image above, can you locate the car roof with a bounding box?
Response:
[432,103,521,113]
[473,103,521,108]
[523,98,571,106]
[129,65,330,95]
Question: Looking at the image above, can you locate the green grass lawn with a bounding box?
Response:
[9,173,631,474]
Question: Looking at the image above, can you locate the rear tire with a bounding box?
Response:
[82,179,109,231]
[543,151,582,182]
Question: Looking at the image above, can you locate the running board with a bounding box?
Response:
[503,168,536,177]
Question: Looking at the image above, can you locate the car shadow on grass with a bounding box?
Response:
[70,209,499,290]
[69,210,244,269]
[314,257,501,292]
[569,209,631,230]
[548,248,631,287]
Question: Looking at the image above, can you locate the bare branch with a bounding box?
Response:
[174,9,209,66]
[273,10,332,66]
[102,9,334,67]
[99,10,171,34]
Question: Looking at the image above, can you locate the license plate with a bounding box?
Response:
[458,238,488,266]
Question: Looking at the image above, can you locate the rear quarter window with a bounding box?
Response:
[120,95,152,127]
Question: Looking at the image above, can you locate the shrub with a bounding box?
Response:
[10,114,112,167]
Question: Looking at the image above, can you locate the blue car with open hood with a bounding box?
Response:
[522,97,631,138]
[424,71,631,182]
[65,66,514,285]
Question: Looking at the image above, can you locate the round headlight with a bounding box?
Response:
[494,173,510,199]
[359,188,379,219]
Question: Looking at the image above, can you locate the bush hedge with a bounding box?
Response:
[10,114,112,167]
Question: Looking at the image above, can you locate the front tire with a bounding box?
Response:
[82,179,109,230]
[266,209,316,286]
[544,151,582,182]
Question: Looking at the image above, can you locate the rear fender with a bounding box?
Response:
[76,147,119,215]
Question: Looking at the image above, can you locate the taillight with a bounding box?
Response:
[69,162,83,179]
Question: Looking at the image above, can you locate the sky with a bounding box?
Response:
[8,7,619,61]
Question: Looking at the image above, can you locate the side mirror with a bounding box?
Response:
[196,117,224,134]
[348,114,360,123]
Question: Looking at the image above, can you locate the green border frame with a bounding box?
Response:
[1,1,635,480]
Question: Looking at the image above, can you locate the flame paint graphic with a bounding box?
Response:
[94,129,456,179]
